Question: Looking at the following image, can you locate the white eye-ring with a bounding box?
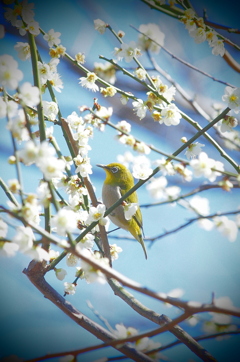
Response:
[111,166,119,174]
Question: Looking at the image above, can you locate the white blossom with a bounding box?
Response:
[222,87,240,113]
[185,142,205,159]
[189,27,206,43]
[214,216,238,242]
[116,120,131,134]
[8,178,21,193]
[133,141,151,154]
[51,208,77,236]
[154,158,175,176]
[38,157,66,180]
[210,39,225,56]
[79,72,99,92]
[134,68,147,80]
[0,242,19,257]
[64,282,76,295]
[119,41,141,63]
[42,101,59,121]
[210,296,235,324]
[0,219,8,238]
[220,116,238,133]
[43,29,61,47]
[36,182,51,207]
[165,185,181,200]
[190,152,224,182]
[114,323,138,339]
[76,233,94,252]
[110,244,123,260]
[0,97,7,118]
[55,268,67,281]
[12,226,34,252]
[94,19,107,34]
[26,246,50,261]
[38,61,52,82]
[160,104,181,126]
[66,253,79,267]
[18,82,40,107]
[0,54,23,90]
[86,204,106,224]
[132,99,147,120]
[146,176,168,199]
[123,202,138,220]
[132,164,152,180]
[80,249,109,284]
[74,155,92,177]
[138,23,165,53]
[14,42,31,60]
[67,111,84,130]
[188,196,210,216]
[26,20,40,36]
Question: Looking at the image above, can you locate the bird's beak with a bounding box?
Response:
[96,164,106,169]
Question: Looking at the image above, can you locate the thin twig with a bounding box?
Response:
[130,25,236,88]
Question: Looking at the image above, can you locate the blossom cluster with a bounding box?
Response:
[181,9,225,56]
[113,323,162,360]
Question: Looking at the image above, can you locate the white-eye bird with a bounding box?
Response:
[97,163,147,259]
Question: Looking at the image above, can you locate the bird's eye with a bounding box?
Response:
[111,166,119,174]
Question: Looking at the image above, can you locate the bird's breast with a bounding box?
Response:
[102,183,128,230]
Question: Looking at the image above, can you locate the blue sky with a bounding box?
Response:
[0,0,240,361]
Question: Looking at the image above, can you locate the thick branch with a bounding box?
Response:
[108,278,217,362]
[23,261,153,362]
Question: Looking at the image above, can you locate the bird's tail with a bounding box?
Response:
[137,233,148,259]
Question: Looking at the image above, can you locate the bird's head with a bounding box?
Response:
[97,163,134,188]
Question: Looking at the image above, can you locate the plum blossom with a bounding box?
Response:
[12,226,34,253]
[51,208,78,236]
[0,219,8,238]
[0,97,7,119]
[0,54,23,90]
[86,204,106,224]
[110,244,123,260]
[160,104,182,126]
[26,20,40,36]
[94,19,107,34]
[220,116,238,133]
[76,233,95,251]
[214,216,238,242]
[66,253,79,267]
[64,282,76,295]
[55,268,67,281]
[189,27,206,43]
[116,120,131,134]
[42,101,59,121]
[137,23,165,53]
[190,152,224,182]
[80,249,109,284]
[132,164,152,180]
[14,42,31,60]
[79,72,99,92]
[0,241,19,257]
[132,99,148,120]
[222,86,240,113]
[123,202,138,220]
[43,29,61,47]
[210,39,225,56]
[18,82,40,107]
[185,142,205,159]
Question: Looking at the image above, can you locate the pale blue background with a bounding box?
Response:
[0,0,240,361]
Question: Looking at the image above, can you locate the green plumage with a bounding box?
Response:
[97,163,147,259]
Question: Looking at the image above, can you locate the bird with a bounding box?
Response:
[97,162,147,259]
